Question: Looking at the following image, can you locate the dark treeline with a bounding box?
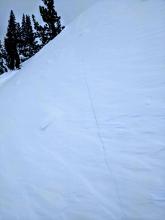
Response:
[0,0,64,75]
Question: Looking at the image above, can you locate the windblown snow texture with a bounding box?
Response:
[0,0,165,219]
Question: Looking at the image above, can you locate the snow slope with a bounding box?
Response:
[0,0,165,219]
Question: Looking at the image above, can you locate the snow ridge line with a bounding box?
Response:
[82,70,126,220]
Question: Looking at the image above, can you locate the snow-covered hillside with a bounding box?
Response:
[0,0,165,219]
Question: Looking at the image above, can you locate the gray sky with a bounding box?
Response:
[0,0,97,39]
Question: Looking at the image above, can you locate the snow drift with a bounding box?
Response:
[0,0,165,219]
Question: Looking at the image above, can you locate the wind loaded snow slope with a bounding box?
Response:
[0,0,165,219]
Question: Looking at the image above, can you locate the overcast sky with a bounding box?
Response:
[0,0,97,39]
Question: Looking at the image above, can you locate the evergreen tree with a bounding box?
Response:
[32,14,49,46]
[16,22,22,55]
[24,15,38,59]
[39,0,64,40]
[18,14,39,62]
[21,14,26,40]
[27,15,39,56]
[0,41,7,75]
[4,10,20,70]
[20,14,26,60]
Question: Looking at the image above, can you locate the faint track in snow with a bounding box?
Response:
[81,67,126,220]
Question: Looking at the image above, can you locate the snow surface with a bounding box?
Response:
[0,0,165,219]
